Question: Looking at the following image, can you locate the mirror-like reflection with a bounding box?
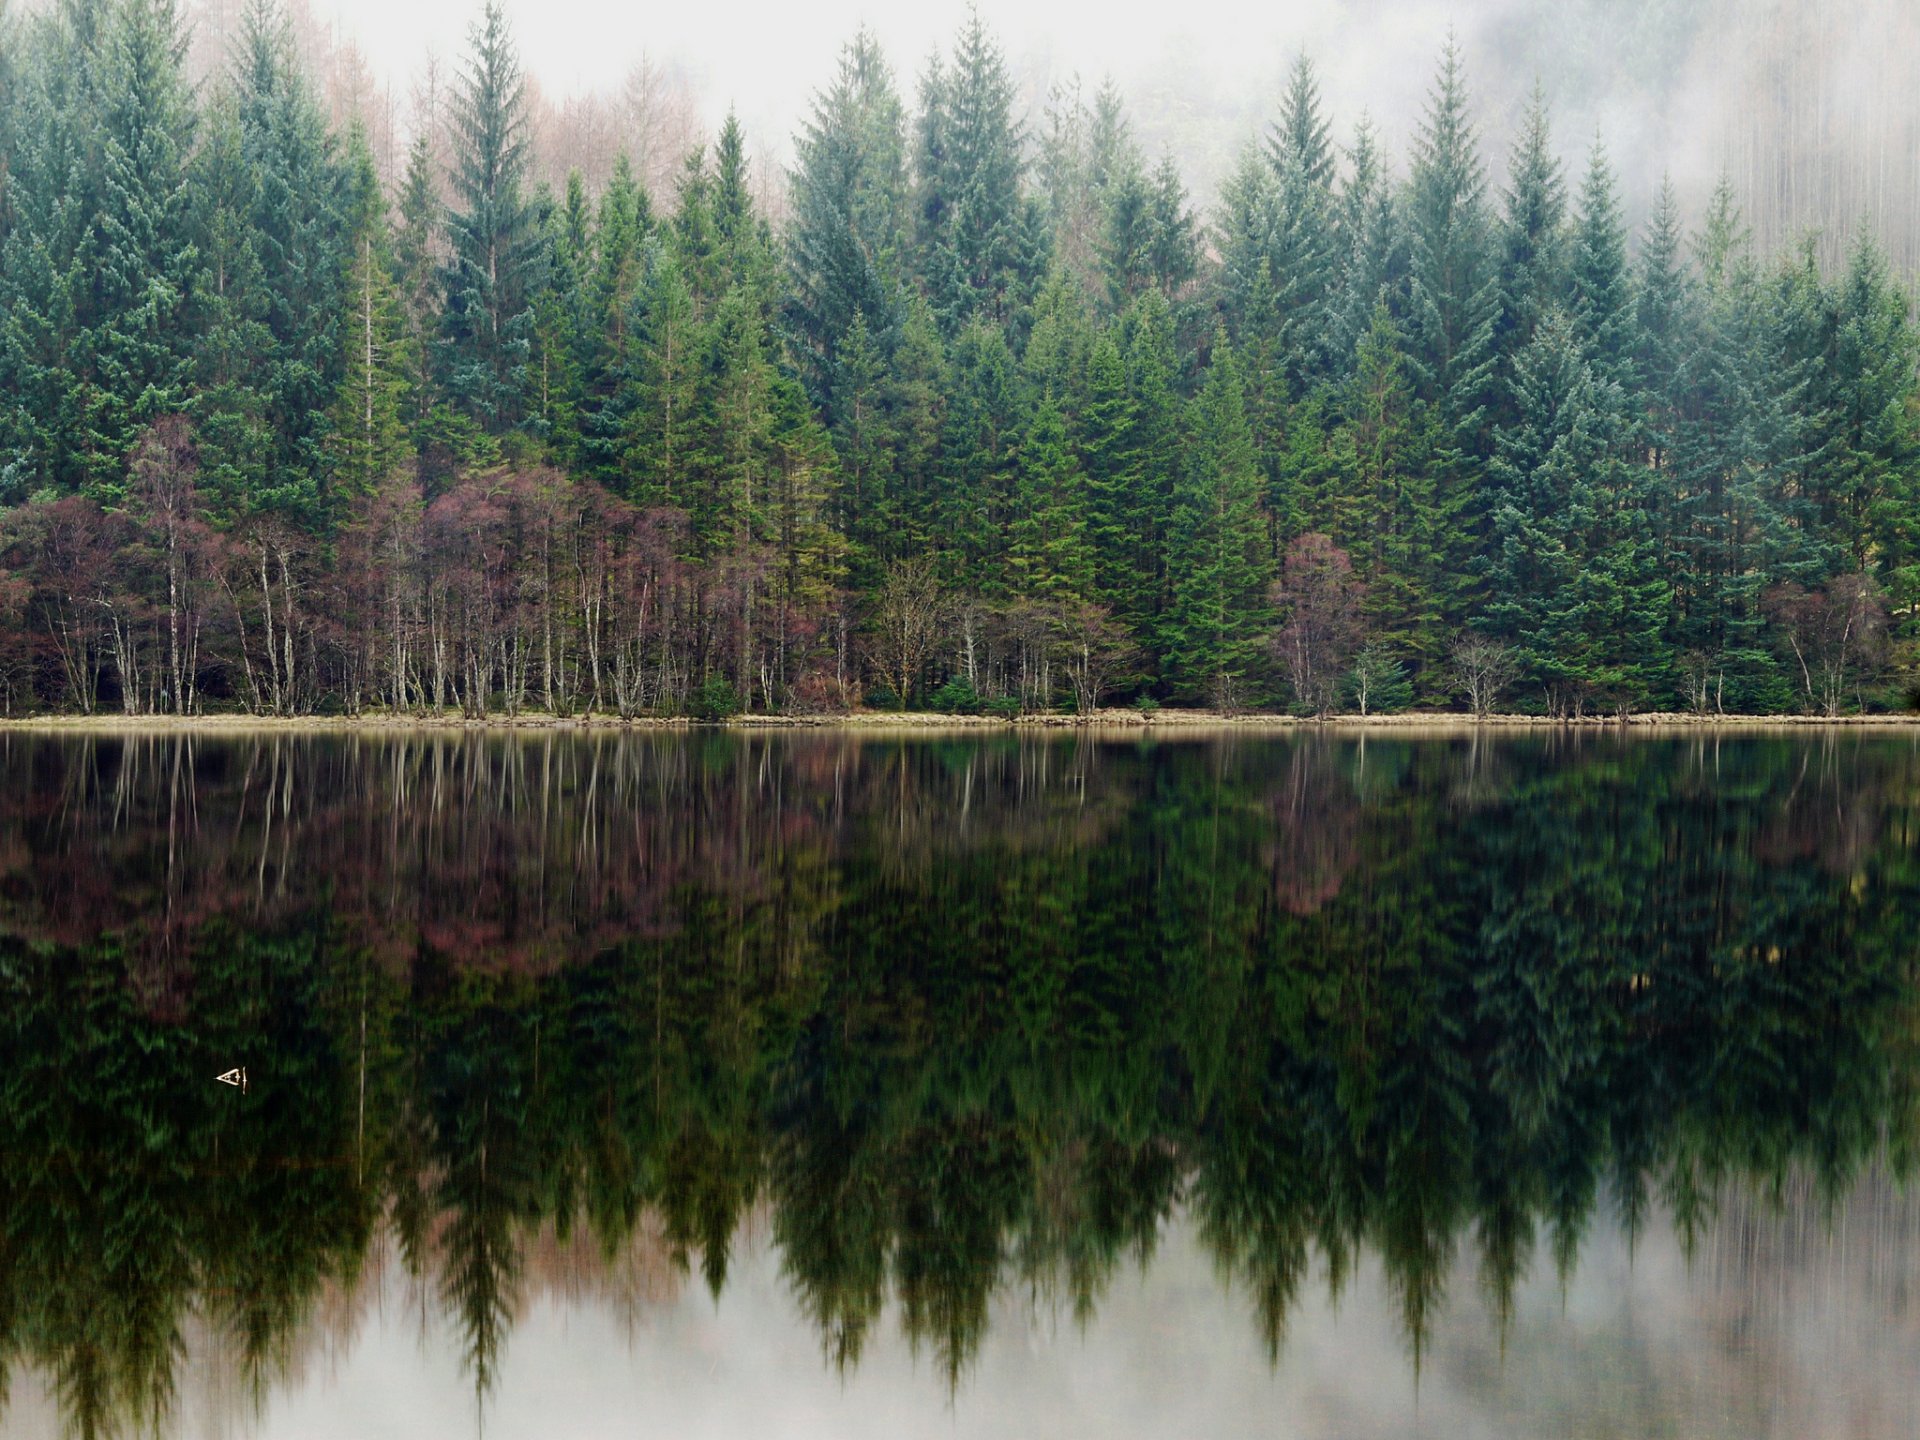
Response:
[2,729,1917,1437]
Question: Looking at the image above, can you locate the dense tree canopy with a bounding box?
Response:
[0,3,1915,719]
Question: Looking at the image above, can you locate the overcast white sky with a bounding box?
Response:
[291,0,1483,177]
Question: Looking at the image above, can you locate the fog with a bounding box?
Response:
[176,0,1916,274]
[13,1187,1920,1440]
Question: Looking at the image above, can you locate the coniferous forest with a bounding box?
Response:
[1,0,1917,720]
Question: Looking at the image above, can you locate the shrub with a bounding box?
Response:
[1134,695,1161,715]
[685,676,742,722]
[928,676,983,714]
[864,681,899,711]
[983,696,1022,720]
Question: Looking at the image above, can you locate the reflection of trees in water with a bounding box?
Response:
[2,731,1919,1435]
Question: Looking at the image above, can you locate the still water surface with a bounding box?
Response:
[3,729,1918,1437]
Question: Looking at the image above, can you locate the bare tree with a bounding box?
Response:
[1271,533,1364,718]
[1448,635,1519,720]
[1765,574,1889,716]
[1057,601,1137,714]
[865,557,946,707]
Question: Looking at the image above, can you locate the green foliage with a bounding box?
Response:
[1162,339,1273,708]
[927,675,982,713]
[685,675,742,721]
[0,17,1910,716]
[439,1,546,432]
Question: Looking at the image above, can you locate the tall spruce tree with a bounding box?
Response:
[1164,336,1271,707]
[913,12,1049,336]
[1263,55,1341,393]
[232,0,346,517]
[189,97,274,518]
[1402,37,1498,624]
[81,0,200,503]
[1490,88,1566,377]
[440,0,546,432]
[1008,392,1093,604]
[786,27,910,421]
[328,126,412,499]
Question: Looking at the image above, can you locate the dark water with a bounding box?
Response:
[4,728,1919,1439]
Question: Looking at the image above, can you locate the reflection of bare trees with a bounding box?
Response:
[1264,739,1363,916]
[0,732,1147,976]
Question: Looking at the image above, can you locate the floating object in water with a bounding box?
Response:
[216,1067,248,1093]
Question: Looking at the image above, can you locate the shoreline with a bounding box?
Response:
[1,708,1916,734]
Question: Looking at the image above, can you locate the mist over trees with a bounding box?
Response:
[0,0,1916,718]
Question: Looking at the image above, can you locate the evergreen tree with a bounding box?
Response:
[1347,303,1443,682]
[81,0,201,504]
[829,308,896,589]
[529,173,588,453]
[392,131,443,432]
[1565,141,1634,390]
[619,241,701,508]
[577,153,652,486]
[913,13,1050,336]
[1081,330,1142,621]
[1489,86,1566,399]
[1008,392,1093,604]
[1119,291,1183,633]
[189,97,274,518]
[440,0,546,431]
[328,126,412,499]
[1163,337,1271,707]
[1401,37,1498,624]
[232,0,347,517]
[786,28,909,419]
[1263,55,1341,392]
[937,318,1022,573]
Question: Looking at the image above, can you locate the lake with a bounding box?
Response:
[3,728,1918,1438]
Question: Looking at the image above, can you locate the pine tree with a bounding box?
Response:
[189,97,274,519]
[577,153,652,486]
[619,241,701,508]
[937,318,1022,573]
[440,0,546,431]
[913,12,1050,336]
[1489,86,1566,404]
[81,0,201,504]
[829,308,896,590]
[1263,55,1340,392]
[392,131,442,433]
[1008,392,1093,604]
[1402,37,1498,625]
[1566,140,1634,392]
[786,27,909,419]
[1163,337,1271,707]
[1081,330,1141,621]
[1119,290,1183,635]
[233,0,347,517]
[528,173,587,454]
[1327,116,1407,365]
[1348,303,1443,682]
[328,125,412,500]
[0,0,110,496]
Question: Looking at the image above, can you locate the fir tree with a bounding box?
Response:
[1163,337,1271,707]
[81,0,201,504]
[328,126,412,500]
[913,12,1050,336]
[1008,392,1093,604]
[1402,36,1498,624]
[440,0,546,431]
[189,98,274,519]
[785,28,909,419]
[233,0,347,517]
